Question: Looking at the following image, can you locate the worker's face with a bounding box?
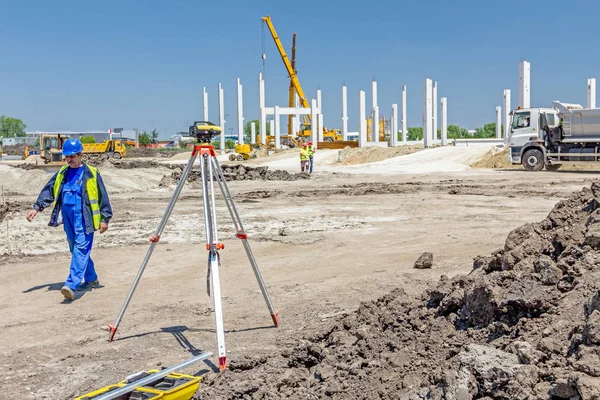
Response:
[66,153,83,168]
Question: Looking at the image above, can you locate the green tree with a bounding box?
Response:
[0,116,27,137]
[244,119,270,141]
[447,124,462,139]
[80,135,96,144]
[138,131,152,146]
[406,127,423,141]
[473,122,504,138]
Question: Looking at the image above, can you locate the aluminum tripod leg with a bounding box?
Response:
[200,152,227,370]
[108,151,198,341]
[211,156,280,327]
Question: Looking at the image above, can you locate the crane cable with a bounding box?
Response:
[261,20,266,79]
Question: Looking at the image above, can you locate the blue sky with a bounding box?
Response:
[1,0,599,139]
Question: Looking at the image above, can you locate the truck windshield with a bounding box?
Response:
[512,112,531,129]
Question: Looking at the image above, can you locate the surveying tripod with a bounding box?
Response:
[107,143,279,371]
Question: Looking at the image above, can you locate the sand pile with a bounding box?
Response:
[470,147,516,169]
[339,145,423,165]
[196,182,600,399]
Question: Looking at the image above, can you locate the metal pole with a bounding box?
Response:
[108,151,198,341]
[93,352,212,400]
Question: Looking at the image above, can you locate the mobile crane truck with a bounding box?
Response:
[509,101,600,171]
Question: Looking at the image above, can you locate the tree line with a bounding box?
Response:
[404,122,504,141]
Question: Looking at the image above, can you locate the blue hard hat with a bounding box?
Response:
[62,138,84,156]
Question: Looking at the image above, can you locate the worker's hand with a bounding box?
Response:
[26,209,37,222]
[99,222,108,234]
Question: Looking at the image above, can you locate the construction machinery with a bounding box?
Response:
[261,16,343,143]
[82,140,127,161]
[39,133,68,164]
[509,101,600,171]
[228,143,258,161]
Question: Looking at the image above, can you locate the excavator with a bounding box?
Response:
[261,16,342,144]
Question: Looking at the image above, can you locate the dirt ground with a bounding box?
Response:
[1,144,599,399]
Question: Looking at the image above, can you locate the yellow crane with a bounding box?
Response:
[261,16,341,142]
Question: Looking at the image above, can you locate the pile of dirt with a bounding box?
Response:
[338,145,423,165]
[195,182,600,399]
[470,147,517,169]
[163,164,311,186]
[1,144,28,156]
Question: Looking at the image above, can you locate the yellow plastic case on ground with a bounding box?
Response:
[117,369,201,400]
[75,383,164,399]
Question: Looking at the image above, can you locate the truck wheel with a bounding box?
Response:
[113,152,122,159]
[522,149,544,171]
[236,154,244,161]
[82,154,90,162]
[100,153,109,161]
[229,154,236,161]
[545,164,561,171]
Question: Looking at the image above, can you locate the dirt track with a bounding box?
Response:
[1,145,600,399]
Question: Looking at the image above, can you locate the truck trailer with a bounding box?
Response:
[508,101,600,171]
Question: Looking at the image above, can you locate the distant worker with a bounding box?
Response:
[26,138,112,301]
[306,141,315,173]
[300,143,309,172]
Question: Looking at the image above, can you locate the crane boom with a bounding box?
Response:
[287,32,297,135]
[261,16,311,116]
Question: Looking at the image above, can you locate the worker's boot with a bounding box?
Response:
[61,286,75,301]
[77,279,100,291]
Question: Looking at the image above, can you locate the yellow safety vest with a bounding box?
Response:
[300,149,309,161]
[53,165,101,230]
[307,145,315,156]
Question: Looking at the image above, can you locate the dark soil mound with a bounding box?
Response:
[195,183,600,399]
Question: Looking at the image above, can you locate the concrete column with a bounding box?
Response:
[441,97,448,146]
[391,104,398,146]
[269,120,274,148]
[372,80,379,142]
[496,106,502,139]
[274,105,281,149]
[588,78,596,109]
[519,60,530,108]
[203,87,208,121]
[218,82,225,152]
[237,78,244,145]
[317,89,323,142]
[341,85,348,140]
[503,89,511,145]
[294,93,300,136]
[250,121,256,144]
[423,78,433,148]
[402,85,407,143]
[432,81,438,141]
[311,99,318,147]
[259,73,266,144]
[359,90,367,146]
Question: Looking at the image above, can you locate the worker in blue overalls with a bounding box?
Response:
[27,139,112,301]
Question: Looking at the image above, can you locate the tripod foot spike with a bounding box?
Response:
[271,311,280,328]
[108,324,117,342]
[219,357,227,371]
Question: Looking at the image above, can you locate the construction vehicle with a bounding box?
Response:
[228,143,258,161]
[39,133,68,164]
[366,118,387,142]
[509,101,600,171]
[82,140,127,160]
[261,16,344,143]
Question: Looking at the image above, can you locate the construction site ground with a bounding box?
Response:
[1,144,600,399]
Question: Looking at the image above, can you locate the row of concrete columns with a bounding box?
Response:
[423,79,448,147]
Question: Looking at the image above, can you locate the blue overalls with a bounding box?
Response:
[61,166,97,291]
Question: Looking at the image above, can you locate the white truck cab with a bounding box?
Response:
[508,107,559,164]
